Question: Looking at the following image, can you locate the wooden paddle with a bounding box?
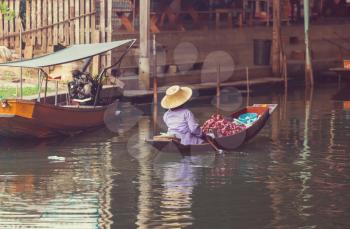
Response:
[205,136,224,154]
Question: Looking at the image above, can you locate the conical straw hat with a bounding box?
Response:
[161,85,192,109]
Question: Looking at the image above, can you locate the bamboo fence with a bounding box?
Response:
[0,0,115,74]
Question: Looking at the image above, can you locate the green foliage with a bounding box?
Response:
[0,85,54,98]
[0,1,15,20]
[0,86,39,98]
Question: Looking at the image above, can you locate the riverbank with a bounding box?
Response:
[1,22,348,95]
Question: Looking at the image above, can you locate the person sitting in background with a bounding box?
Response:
[160,0,185,30]
[290,0,301,22]
[161,85,204,145]
[324,0,348,17]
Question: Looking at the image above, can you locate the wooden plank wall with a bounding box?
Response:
[0,0,114,72]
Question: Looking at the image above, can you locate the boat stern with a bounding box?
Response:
[0,99,35,119]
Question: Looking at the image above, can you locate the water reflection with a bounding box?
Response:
[153,153,196,228]
[0,133,114,228]
[1,83,350,228]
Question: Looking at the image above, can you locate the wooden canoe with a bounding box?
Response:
[146,105,273,155]
[0,99,112,138]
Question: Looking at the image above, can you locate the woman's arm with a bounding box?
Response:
[185,110,203,137]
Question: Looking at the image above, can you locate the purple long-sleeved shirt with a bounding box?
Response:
[163,108,204,145]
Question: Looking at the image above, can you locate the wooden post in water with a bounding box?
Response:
[272,0,282,76]
[303,0,314,86]
[246,67,250,106]
[139,0,151,90]
[216,64,221,97]
[152,34,158,135]
[153,34,158,105]
[216,64,221,112]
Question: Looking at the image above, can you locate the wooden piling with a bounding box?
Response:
[246,67,250,106]
[216,64,221,113]
[100,0,106,68]
[304,0,314,86]
[153,34,158,105]
[216,64,221,97]
[139,0,151,90]
[107,0,112,68]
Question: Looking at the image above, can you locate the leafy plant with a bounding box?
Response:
[0,1,15,20]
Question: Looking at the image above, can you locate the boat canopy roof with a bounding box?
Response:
[0,39,135,68]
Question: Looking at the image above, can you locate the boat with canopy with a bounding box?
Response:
[0,39,136,138]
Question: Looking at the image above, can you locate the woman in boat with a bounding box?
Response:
[161,85,204,145]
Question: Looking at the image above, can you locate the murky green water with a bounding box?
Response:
[1,82,350,228]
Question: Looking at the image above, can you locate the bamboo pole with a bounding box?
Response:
[53,0,58,45]
[42,0,48,51]
[9,0,14,47]
[3,0,8,47]
[0,12,97,41]
[91,0,99,75]
[85,0,91,44]
[75,0,80,44]
[0,4,3,46]
[48,0,53,46]
[30,1,37,46]
[107,0,112,69]
[69,1,75,44]
[100,0,106,42]
[91,0,96,39]
[59,0,64,43]
[80,0,85,44]
[64,0,69,45]
[37,0,42,46]
[100,0,106,68]
[14,0,20,49]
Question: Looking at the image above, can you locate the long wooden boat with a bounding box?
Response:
[146,105,276,155]
[0,39,135,138]
[0,99,111,138]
